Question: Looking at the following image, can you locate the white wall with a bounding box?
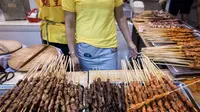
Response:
[0,31,42,46]
[29,0,37,9]
[0,20,42,46]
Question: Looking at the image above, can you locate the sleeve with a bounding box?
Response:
[115,0,123,7]
[62,0,75,12]
[34,0,40,8]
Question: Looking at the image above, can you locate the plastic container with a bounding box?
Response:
[130,0,145,17]
[26,8,40,23]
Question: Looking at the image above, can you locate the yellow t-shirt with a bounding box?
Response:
[35,0,67,44]
[62,0,123,48]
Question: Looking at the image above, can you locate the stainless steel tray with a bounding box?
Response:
[0,84,14,96]
[150,31,200,77]
[175,81,200,111]
[1,82,199,111]
[150,41,175,47]
[168,65,200,77]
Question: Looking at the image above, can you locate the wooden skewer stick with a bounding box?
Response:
[39,55,56,76]
[37,107,40,112]
[127,60,135,82]
[23,53,47,79]
[121,60,130,89]
[123,60,131,83]
[142,54,165,83]
[30,104,34,112]
[139,58,151,81]
[136,59,146,83]
[125,58,134,82]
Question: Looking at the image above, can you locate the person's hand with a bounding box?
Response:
[128,42,138,59]
[70,54,80,71]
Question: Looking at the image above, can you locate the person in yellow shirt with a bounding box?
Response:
[62,0,137,71]
[35,0,68,55]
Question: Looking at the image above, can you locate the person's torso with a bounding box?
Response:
[36,0,64,22]
[75,0,118,48]
[36,0,67,44]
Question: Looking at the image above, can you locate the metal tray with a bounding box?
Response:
[168,65,200,77]
[0,84,14,96]
[150,31,200,77]
[175,81,200,111]
[150,41,175,47]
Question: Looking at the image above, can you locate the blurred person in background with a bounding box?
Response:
[35,0,68,55]
[196,0,200,29]
[159,0,168,11]
[168,0,194,23]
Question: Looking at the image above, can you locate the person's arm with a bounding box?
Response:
[64,11,76,54]
[64,11,80,70]
[114,5,137,58]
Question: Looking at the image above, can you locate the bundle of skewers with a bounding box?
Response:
[151,11,172,19]
[0,54,128,112]
[0,54,85,112]
[84,77,126,112]
[137,11,172,19]
[142,44,200,69]
[161,29,197,43]
[0,53,199,112]
[149,19,183,28]
[141,27,196,45]
[121,55,198,112]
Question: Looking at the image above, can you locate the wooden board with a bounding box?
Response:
[89,70,126,84]
[0,40,22,55]
[89,69,174,84]
[66,72,88,87]
[8,44,58,72]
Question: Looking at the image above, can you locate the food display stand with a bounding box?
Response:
[131,10,200,107]
[0,9,200,111]
[0,54,199,112]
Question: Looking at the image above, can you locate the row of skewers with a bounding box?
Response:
[0,54,86,112]
[147,10,185,28]
[0,54,199,112]
[149,19,183,28]
[121,56,198,112]
[142,43,200,69]
[0,54,127,112]
[139,11,198,45]
[142,28,195,44]
[138,11,200,69]
[137,11,172,20]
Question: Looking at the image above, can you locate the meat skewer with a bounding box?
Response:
[12,77,39,111]
[0,79,23,108]
[32,75,50,111]
[64,79,71,112]
[0,78,28,111]
[48,77,60,111]
[0,79,24,109]
[162,77,195,110]
[39,75,55,111]
[43,76,57,111]
[21,77,43,111]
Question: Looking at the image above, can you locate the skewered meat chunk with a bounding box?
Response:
[0,78,28,111]
[177,41,200,46]
[189,62,200,69]
[171,38,197,42]
[146,105,153,112]
[142,105,147,112]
